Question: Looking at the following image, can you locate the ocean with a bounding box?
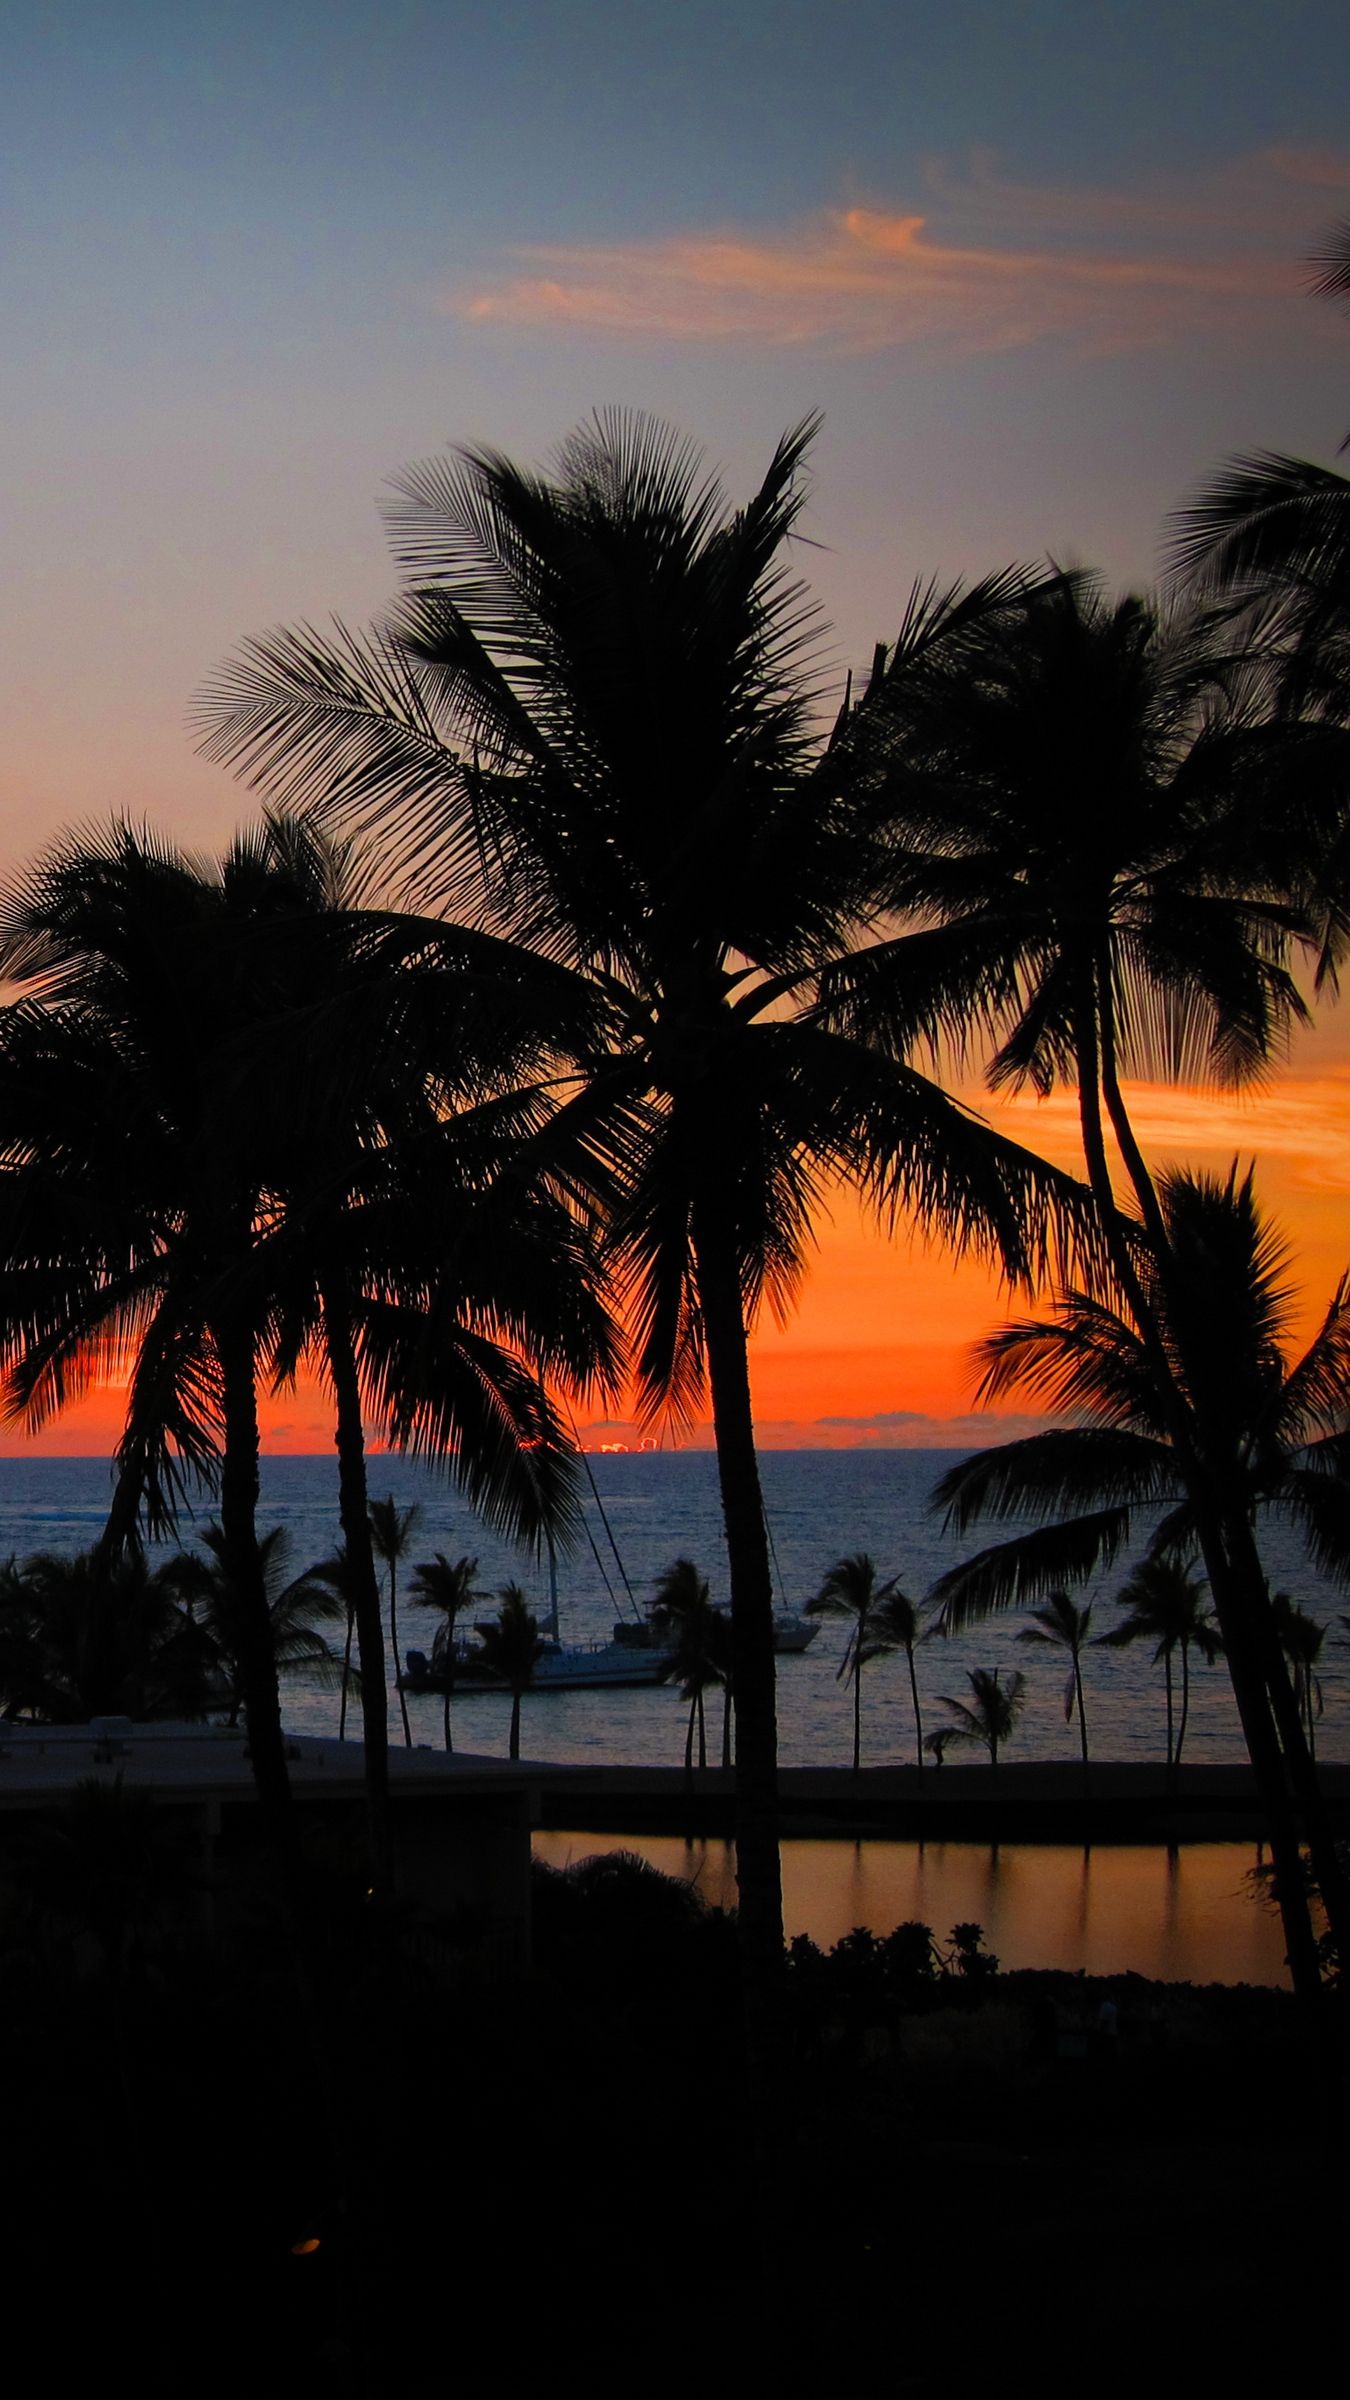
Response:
[1,1447,1345,1772]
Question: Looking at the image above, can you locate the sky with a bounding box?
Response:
[2,1,1348,1453]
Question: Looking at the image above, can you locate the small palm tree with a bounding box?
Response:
[924,1726,957,1773]
[935,1668,1028,1772]
[1273,1595,1328,1765]
[866,1585,928,1778]
[369,1497,422,1749]
[1096,1559,1222,1778]
[807,1553,901,1775]
[165,1523,346,1726]
[473,1584,544,1760]
[410,1552,482,1752]
[1017,1591,1094,1780]
[649,1559,723,1776]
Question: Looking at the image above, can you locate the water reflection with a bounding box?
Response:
[534,1831,1287,1987]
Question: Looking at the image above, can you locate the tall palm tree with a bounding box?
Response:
[1096,1558,1222,1776]
[929,1165,1350,1995]
[649,1557,724,1775]
[0,826,314,1847]
[369,1497,422,1749]
[409,1551,482,1751]
[473,1583,545,1760]
[197,411,1097,1987]
[1017,1589,1094,1778]
[806,1552,898,1775]
[935,1667,1027,1771]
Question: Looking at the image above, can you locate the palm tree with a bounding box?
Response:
[1273,1594,1329,1766]
[238,809,620,1886]
[198,411,1098,1987]
[409,1551,482,1751]
[935,1667,1027,1771]
[0,825,319,1849]
[1096,1558,1222,1777]
[866,1583,928,1777]
[1169,220,1350,728]
[1017,1590,1094,1779]
[473,1583,545,1760]
[806,1552,899,1775]
[163,1522,346,1725]
[0,1547,219,1724]
[649,1557,724,1775]
[929,1165,1350,1995]
[369,1497,421,1749]
[923,1726,957,1772]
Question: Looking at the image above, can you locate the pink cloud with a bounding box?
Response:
[451,146,1348,357]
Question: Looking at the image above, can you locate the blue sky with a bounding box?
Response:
[2,1,1347,851]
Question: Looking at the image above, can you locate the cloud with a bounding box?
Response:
[981,1071,1350,1193]
[451,146,1348,357]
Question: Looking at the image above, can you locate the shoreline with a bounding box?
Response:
[533,1757,1350,1845]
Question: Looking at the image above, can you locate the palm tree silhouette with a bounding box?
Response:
[649,1557,724,1775]
[198,411,1095,1984]
[368,1497,421,1749]
[0,1548,219,1724]
[931,1165,1350,1994]
[1273,1594,1329,1766]
[0,824,328,1849]
[164,1522,345,1725]
[1096,1559,1222,1778]
[409,1551,482,1751]
[935,1668,1027,1772]
[806,1552,901,1775]
[1169,220,1350,729]
[473,1584,545,1760]
[866,1583,928,1779]
[1017,1590,1094,1780]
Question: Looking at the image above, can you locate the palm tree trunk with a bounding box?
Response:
[852,1640,863,1776]
[321,1286,394,1896]
[685,1696,696,1777]
[509,1689,521,1761]
[1074,1654,1089,1781]
[212,1312,293,1864]
[338,1598,355,1741]
[389,1558,413,1749]
[1164,1649,1175,1778]
[1176,1640,1190,1771]
[443,1674,452,1755]
[691,1200,784,2011]
[907,1644,924,1784]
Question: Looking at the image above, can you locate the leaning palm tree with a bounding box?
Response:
[935,1668,1027,1772]
[930,1166,1350,1996]
[369,1497,422,1749]
[198,411,1099,1989]
[806,1553,898,1775]
[1096,1558,1222,1777]
[472,1583,545,1761]
[409,1551,482,1752]
[1017,1590,1094,1779]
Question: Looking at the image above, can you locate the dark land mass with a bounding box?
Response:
[537,1756,1350,1844]
[1,1839,1343,2395]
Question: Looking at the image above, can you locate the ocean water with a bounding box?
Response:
[1,1448,1345,1772]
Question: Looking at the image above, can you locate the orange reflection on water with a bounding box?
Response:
[534,1832,1288,1987]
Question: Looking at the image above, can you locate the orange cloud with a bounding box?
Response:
[453,146,1347,356]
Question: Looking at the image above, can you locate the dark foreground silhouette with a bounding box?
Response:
[0,1840,1341,2394]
